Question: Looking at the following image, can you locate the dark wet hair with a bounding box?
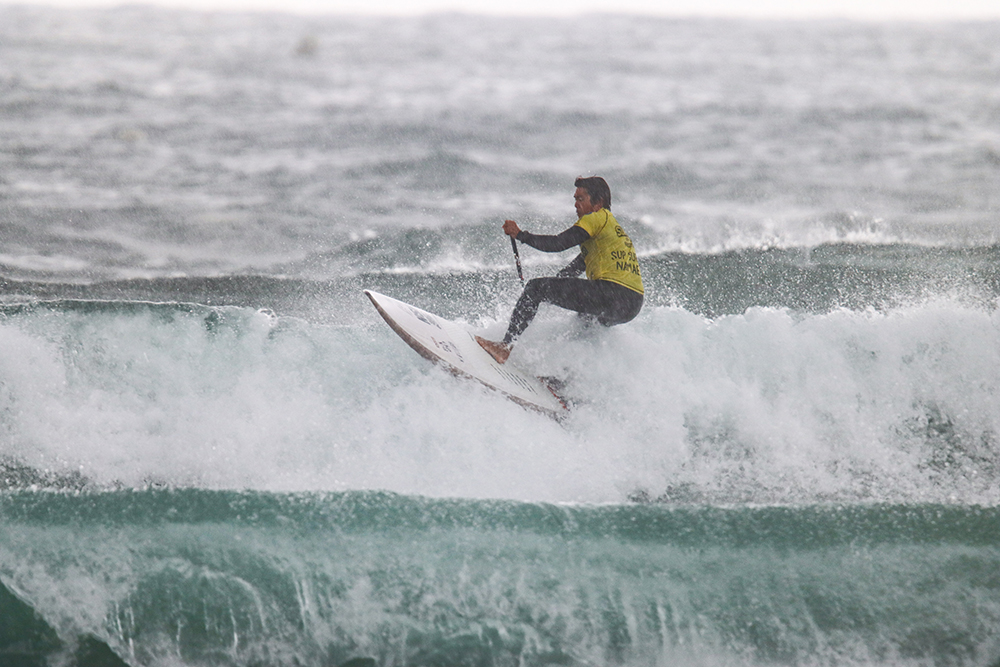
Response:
[574,176,611,210]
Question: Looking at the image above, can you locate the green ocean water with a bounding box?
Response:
[3,489,1000,667]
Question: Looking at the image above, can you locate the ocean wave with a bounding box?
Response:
[0,295,998,505]
[3,489,1000,667]
[6,240,999,317]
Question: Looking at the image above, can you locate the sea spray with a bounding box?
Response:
[1,295,998,505]
[3,9,1000,666]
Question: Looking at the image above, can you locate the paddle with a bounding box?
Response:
[510,236,525,284]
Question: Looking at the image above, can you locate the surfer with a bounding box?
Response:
[477,176,644,364]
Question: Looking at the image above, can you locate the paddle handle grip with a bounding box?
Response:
[510,236,524,283]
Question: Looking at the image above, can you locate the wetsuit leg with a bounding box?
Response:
[503,278,643,344]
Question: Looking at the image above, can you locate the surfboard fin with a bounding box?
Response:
[538,376,571,411]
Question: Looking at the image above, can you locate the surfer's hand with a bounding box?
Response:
[502,219,521,238]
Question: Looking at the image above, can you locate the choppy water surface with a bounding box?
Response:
[1,6,999,667]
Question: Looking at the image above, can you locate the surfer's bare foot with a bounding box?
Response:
[476,336,511,364]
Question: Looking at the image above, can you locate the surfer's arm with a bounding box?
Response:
[515,225,590,253]
[555,253,586,278]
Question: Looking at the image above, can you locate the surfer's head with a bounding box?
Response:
[574,176,611,214]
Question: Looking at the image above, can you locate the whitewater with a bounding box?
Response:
[1,6,1000,667]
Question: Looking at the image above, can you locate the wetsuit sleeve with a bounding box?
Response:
[515,225,590,253]
[555,253,586,278]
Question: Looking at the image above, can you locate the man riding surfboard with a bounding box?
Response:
[477,176,644,364]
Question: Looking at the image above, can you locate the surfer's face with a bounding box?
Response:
[574,187,602,218]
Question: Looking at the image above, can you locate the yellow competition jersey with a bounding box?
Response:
[574,209,644,294]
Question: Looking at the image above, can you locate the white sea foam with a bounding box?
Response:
[2,299,997,505]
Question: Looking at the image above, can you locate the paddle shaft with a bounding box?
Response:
[510,236,524,284]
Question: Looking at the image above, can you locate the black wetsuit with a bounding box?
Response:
[502,226,644,344]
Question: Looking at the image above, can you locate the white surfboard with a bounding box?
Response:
[365,290,568,417]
